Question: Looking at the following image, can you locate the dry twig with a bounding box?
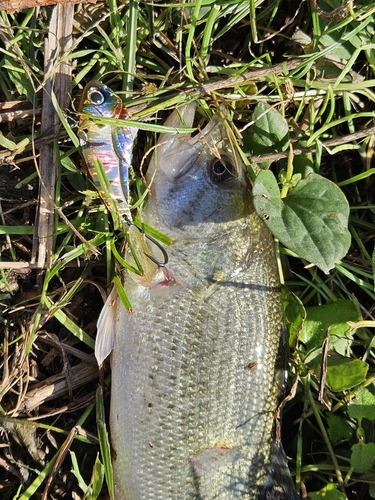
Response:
[31,4,74,268]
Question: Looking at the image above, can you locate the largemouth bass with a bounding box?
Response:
[96,103,298,499]
[78,82,137,222]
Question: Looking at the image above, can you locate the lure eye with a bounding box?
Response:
[210,157,238,183]
[87,88,105,105]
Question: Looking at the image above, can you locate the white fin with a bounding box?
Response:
[95,287,118,365]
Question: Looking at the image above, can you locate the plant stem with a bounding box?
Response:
[280,145,294,199]
[307,382,345,488]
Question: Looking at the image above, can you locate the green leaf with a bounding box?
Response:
[70,450,88,493]
[348,387,375,421]
[51,90,80,148]
[281,286,306,349]
[370,483,375,499]
[91,158,124,232]
[325,356,368,392]
[299,300,361,354]
[96,386,114,498]
[351,441,375,473]
[320,32,354,61]
[0,225,34,235]
[61,155,87,192]
[90,455,105,500]
[17,450,59,500]
[326,413,353,444]
[43,296,95,349]
[253,170,351,273]
[308,482,347,500]
[133,215,173,246]
[248,102,289,168]
[0,131,17,150]
[372,245,375,285]
[113,272,133,312]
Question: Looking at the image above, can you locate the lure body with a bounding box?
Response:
[78,82,137,221]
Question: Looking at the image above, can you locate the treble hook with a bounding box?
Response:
[124,218,169,268]
[144,233,169,267]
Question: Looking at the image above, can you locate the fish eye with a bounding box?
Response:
[210,157,238,183]
[87,88,105,105]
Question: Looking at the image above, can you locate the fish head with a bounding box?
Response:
[79,82,125,119]
[145,103,253,237]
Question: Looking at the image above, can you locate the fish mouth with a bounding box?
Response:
[148,104,242,184]
[144,103,252,234]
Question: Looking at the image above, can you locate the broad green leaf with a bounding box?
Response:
[320,32,355,61]
[253,170,351,273]
[348,387,375,421]
[299,300,360,354]
[248,102,288,168]
[321,19,374,57]
[370,483,375,499]
[326,356,368,392]
[326,413,353,444]
[282,286,306,349]
[309,483,347,500]
[351,441,375,473]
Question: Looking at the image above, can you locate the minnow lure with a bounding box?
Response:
[78,81,137,222]
[78,81,169,299]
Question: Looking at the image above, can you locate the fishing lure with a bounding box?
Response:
[78,81,137,223]
[78,81,168,274]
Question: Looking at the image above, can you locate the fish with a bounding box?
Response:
[78,81,137,222]
[95,102,299,499]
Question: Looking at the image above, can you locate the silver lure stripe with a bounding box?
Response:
[79,124,135,221]
[78,82,136,222]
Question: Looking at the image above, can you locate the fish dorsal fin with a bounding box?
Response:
[95,287,118,365]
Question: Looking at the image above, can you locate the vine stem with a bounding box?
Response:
[307,383,345,488]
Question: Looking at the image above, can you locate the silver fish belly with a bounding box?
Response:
[97,103,295,499]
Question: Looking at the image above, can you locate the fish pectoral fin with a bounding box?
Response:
[95,287,118,365]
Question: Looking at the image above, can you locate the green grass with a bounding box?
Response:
[1,1,375,498]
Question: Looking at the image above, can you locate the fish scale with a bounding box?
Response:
[110,238,283,499]
[96,103,299,499]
